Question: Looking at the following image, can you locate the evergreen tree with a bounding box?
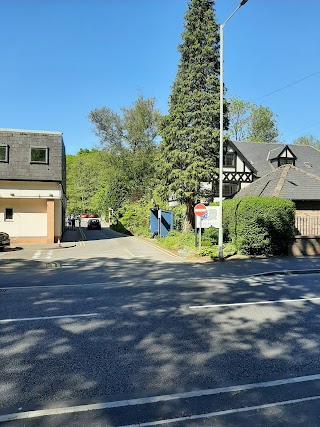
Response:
[158,0,226,229]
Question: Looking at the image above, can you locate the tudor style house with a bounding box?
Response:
[0,129,66,244]
[222,140,320,197]
[225,141,320,242]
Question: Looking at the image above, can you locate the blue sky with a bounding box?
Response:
[1,0,320,154]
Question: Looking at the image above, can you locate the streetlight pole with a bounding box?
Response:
[218,0,248,260]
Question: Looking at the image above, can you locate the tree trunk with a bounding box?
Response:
[183,199,195,232]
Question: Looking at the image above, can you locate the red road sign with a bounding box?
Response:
[194,203,207,217]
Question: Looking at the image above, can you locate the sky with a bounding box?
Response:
[1,0,320,155]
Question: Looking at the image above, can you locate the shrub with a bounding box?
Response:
[202,227,218,245]
[111,201,150,236]
[171,205,186,232]
[224,197,295,255]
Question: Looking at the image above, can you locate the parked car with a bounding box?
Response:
[80,213,88,218]
[87,219,101,230]
[88,213,98,218]
[0,232,10,251]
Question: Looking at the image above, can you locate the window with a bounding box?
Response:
[222,184,238,197]
[0,145,8,162]
[5,208,13,221]
[278,158,294,166]
[224,153,235,167]
[30,147,48,164]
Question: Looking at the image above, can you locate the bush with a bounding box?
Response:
[202,227,218,245]
[171,205,186,232]
[223,197,295,255]
[111,201,150,236]
[156,230,195,251]
[198,243,236,259]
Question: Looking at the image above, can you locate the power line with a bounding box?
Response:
[254,71,320,102]
[285,119,320,139]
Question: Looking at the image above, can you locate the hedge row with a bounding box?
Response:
[223,197,295,255]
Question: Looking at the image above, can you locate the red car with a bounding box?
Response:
[88,213,98,218]
[80,213,88,218]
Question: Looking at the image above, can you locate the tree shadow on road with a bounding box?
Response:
[1,255,320,426]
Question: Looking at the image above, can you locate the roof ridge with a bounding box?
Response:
[273,165,290,197]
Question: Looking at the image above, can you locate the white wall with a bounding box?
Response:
[0,199,47,237]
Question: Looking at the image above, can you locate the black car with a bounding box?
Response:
[87,219,101,230]
[0,232,10,251]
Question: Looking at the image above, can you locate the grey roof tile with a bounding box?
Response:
[233,141,320,177]
[234,164,320,201]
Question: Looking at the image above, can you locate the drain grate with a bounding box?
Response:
[0,289,7,293]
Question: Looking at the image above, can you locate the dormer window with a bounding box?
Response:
[30,147,49,164]
[267,145,296,168]
[0,145,9,162]
[278,158,294,166]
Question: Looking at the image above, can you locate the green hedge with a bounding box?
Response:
[223,197,295,255]
[111,202,150,236]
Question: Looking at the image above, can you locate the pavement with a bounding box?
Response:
[4,225,320,278]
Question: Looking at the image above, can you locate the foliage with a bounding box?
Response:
[113,200,151,236]
[66,149,111,216]
[202,227,218,245]
[292,134,320,150]
[246,105,279,142]
[88,94,161,153]
[157,0,225,229]
[88,94,161,211]
[227,97,280,143]
[223,197,295,255]
[227,96,251,141]
[198,242,236,258]
[171,205,187,232]
[155,230,195,251]
[110,221,133,236]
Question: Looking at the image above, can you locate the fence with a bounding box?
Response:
[295,216,320,236]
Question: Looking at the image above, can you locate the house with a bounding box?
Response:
[227,141,320,255]
[222,140,320,197]
[0,128,66,244]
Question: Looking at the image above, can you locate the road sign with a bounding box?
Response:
[196,206,219,228]
[194,203,207,217]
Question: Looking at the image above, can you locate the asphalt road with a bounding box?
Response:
[1,222,320,426]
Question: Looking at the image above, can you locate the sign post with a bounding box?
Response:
[194,203,207,250]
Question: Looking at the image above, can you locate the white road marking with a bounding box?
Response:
[0,374,320,423]
[45,250,53,259]
[189,296,320,309]
[123,395,320,426]
[32,251,42,259]
[125,248,136,257]
[0,313,99,323]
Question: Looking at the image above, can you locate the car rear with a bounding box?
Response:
[0,232,10,251]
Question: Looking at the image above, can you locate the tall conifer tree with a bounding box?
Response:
[158,0,227,228]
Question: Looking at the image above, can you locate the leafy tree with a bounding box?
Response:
[88,94,161,152]
[227,96,250,141]
[66,149,112,216]
[246,105,279,142]
[292,134,320,150]
[122,95,162,152]
[158,0,224,229]
[88,94,162,211]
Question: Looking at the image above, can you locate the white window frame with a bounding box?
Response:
[0,145,9,163]
[30,147,49,164]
